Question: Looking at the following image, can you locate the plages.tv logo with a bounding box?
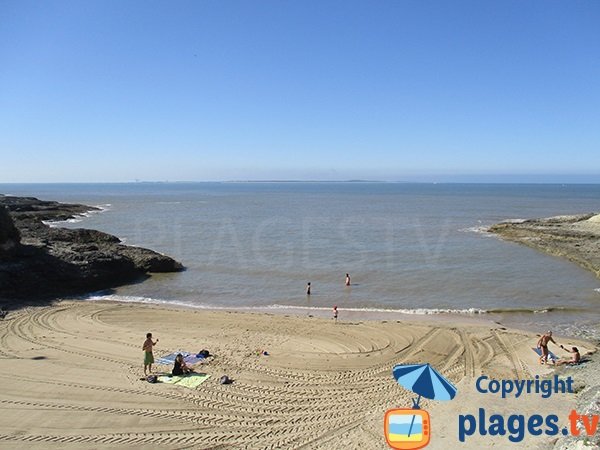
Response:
[385,363,457,449]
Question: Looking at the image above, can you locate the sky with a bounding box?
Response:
[1,1,599,183]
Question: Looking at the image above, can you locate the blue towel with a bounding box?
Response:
[157,351,205,366]
[532,347,558,361]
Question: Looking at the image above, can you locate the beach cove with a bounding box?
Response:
[1,184,599,448]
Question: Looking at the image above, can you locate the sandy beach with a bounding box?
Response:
[0,300,596,449]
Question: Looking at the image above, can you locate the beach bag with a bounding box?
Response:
[197,349,210,358]
[146,375,158,383]
[219,375,231,385]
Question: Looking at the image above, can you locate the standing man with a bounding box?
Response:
[143,332,159,375]
[306,282,311,295]
[537,331,557,365]
[345,273,351,286]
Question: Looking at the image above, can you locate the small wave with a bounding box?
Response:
[83,295,487,315]
[42,218,85,227]
[80,295,590,319]
[85,294,208,309]
[459,226,492,235]
[485,306,586,314]
[93,204,112,212]
[264,304,488,315]
[41,204,110,227]
[500,218,528,224]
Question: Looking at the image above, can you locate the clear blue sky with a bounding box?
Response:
[1,1,599,182]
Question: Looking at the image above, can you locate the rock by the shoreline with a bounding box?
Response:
[489,213,600,279]
[0,207,21,258]
[0,195,184,300]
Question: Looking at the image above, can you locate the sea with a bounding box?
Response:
[2,182,599,340]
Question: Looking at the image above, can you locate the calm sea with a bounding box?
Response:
[2,183,599,339]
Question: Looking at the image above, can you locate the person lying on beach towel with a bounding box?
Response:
[556,345,581,366]
[172,353,193,376]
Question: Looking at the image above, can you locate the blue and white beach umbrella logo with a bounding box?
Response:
[384,363,457,449]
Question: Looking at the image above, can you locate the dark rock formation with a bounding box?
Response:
[0,207,20,258]
[0,195,184,300]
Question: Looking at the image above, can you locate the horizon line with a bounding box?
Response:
[1,179,600,185]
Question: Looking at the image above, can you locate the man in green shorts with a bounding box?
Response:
[143,332,159,375]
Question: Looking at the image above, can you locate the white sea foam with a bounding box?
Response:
[86,294,206,309]
[92,203,112,215]
[84,295,588,317]
[42,204,111,227]
[501,218,527,224]
[264,304,488,315]
[84,294,488,315]
[43,218,85,227]
[459,226,493,235]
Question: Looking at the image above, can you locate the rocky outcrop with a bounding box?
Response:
[489,213,600,279]
[0,207,20,258]
[0,195,184,300]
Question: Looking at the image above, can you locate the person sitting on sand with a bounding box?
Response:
[172,353,193,376]
[557,345,581,366]
[537,331,557,365]
[143,332,158,376]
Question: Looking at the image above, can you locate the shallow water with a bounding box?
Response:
[2,182,599,339]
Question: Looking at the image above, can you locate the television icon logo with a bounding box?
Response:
[384,408,431,450]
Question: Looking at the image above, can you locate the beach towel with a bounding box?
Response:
[567,358,589,368]
[156,351,206,366]
[532,347,558,362]
[157,373,210,388]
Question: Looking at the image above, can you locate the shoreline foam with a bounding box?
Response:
[81,292,600,342]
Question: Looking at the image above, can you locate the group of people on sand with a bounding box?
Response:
[537,330,581,366]
[142,332,193,377]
